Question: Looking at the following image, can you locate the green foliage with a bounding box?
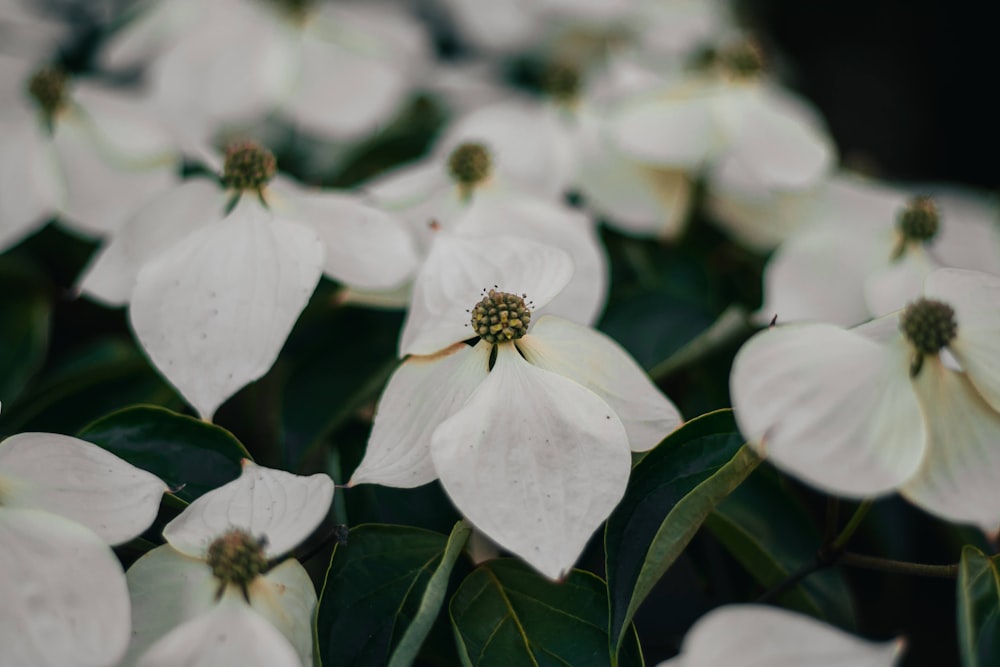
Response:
[0,258,51,407]
[958,545,1000,667]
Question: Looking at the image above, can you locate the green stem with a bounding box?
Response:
[839,552,959,579]
[831,500,873,551]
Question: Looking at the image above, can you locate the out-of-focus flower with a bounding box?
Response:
[0,431,167,667]
[660,604,903,666]
[732,268,1000,532]
[0,54,178,251]
[80,140,418,420]
[124,460,334,667]
[0,0,69,59]
[350,236,681,579]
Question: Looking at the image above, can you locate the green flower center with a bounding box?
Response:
[542,62,582,105]
[470,289,532,344]
[26,65,68,118]
[222,140,277,192]
[897,196,939,243]
[448,143,492,191]
[206,528,269,592]
[719,40,765,79]
[900,298,957,376]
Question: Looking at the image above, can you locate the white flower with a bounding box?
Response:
[349,235,681,579]
[79,140,419,420]
[660,604,903,667]
[0,432,167,667]
[124,460,334,667]
[731,268,1000,532]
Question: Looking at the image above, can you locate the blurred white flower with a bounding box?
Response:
[0,431,167,667]
[80,140,419,420]
[660,604,903,667]
[349,235,681,579]
[732,268,1000,532]
[125,460,334,667]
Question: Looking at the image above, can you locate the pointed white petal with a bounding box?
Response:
[730,324,926,497]
[271,185,419,290]
[925,268,1000,413]
[864,249,940,318]
[0,433,165,545]
[0,114,62,251]
[903,360,1000,532]
[124,545,217,667]
[400,234,573,356]
[163,460,334,560]
[350,342,491,488]
[0,508,131,667]
[129,197,324,419]
[517,317,682,451]
[72,83,176,164]
[431,344,632,579]
[665,604,903,667]
[249,560,316,667]
[931,189,1000,274]
[136,588,301,667]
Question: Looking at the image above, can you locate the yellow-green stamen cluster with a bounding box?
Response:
[900,297,957,376]
[448,143,492,191]
[222,140,277,192]
[470,289,531,344]
[206,528,268,594]
[26,65,68,118]
[897,196,939,243]
[720,40,765,79]
[543,62,582,105]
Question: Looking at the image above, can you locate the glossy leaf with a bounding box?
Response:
[450,559,643,667]
[605,409,759,655]
[705,468,856,628]
[958,545,1000,667]
[78,404,251,502]
[316,522,471,667]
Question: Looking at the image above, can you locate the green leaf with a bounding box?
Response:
[450,559,643,667]
[605,409,759,655]
[705,469,856,628]
[78,404,251,502]
[315,522,471,667]
[0,260,51,407]
[958,545,1000,667]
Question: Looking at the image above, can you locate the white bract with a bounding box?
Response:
[80,141,419,420]
[0,53,178,251]
[124,460,334,667]
[0,432,167,667]
[350,235,681,579]
[660,604,903,667]
[732,268,1000,532]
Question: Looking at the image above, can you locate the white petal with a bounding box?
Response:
[0,113,62,251]
[517,316,682,451]
[123,545,217,667]
[249,560,316,667]
[864,248,940,318]
[163,460,334,560]
[903,360,1000,532]
[72,83,176,164]
[931,189,1000,274]
[430,343,631,579]
[0,508,131,667]
[664,604,903,667]
[925,268,1000,413]
[350,342,491,488]
[0,433,165,545]
[400,234,573,356]
[730,324,926,497]
[129,197,325,419]
[271,184,419,290]
[136,589,301,667]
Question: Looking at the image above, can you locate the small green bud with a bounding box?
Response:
[26,65,68,118]
[206,529,269,597]
[222,140,277,193]
[897,196,940,243]
[470,289,532,344]
[448,142,492,192]
[542,61,582,105]
[900,297,957,376]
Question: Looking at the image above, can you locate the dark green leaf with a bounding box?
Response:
[958,545,1000,667]
[705,468,856,628]
[605,409,759,655]
[450,559,643,667]
[78,404,250,502]
[316,522,471,667]
[0,261,51,406]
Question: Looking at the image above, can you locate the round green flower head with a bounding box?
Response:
[26,65,68,118]
[470,289,532,344]
[543,61,582,104]
[900,297,957,376]
[448,143,492,190]
[720,40,765,79]
[897,196,939,243]
[206,528,269,596]
[222,140,277,192]
[265,0,313,19]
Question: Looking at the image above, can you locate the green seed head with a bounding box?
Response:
[26,65,68,118]
[542,61,582,105]
[222,140,277,192]
[720,39,765,79]
[900,297,957,356]
[448,143,492,190]
[897,196,940,244]
[206,528,268,590]
[470,289,532,344]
